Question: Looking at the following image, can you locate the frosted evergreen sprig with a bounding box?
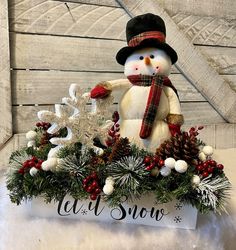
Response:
[107,155,148,196]
[196,175,231,214]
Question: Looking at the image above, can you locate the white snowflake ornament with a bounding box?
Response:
[37,84,114,159]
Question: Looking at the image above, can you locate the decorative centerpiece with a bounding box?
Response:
[6,14,231,229]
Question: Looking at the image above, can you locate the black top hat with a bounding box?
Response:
[116,13,178,65]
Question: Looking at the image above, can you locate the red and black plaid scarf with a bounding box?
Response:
[127,75,178,139]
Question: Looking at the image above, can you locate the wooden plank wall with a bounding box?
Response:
[6,0,236,148]
[0,0,12,147]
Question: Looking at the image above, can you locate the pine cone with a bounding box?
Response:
[109,137,131,162]
[156,132,199,165]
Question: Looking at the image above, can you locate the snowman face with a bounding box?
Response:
[124,47,172,77]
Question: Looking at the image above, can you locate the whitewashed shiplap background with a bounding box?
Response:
[0,0,236,169]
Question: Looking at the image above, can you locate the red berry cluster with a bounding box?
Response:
[143,155,164,171]
[36,122,51,130]
[196,159,224,178]
[189,126,204,137]
[106,111,120,147]
[18,156,43,174]
[82,172,102,200]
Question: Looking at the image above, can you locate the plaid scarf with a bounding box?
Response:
[127,75,177,139]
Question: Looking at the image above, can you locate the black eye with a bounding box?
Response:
[150,54,154,59]
[139,56,144,60]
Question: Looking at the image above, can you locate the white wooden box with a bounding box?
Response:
[27,195,198,229]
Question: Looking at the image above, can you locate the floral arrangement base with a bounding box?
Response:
[27,195,198,229]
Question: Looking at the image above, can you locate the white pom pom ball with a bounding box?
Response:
[30,167,38,176]
[27,140,35,148]
[198,152,206,161]
[191,175,201,186]
[175,160,188,173]
[26,130,37,141]
[160,167,171,177]
[164,157,176,169]
[103,184,114,195]
[41,158,58,171]
[202,145,214,156]
[105,176,115,186]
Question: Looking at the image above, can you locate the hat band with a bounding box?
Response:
[128,31,166,47]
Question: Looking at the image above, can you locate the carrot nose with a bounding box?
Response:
[144,57,151,65]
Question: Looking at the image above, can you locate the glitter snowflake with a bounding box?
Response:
[37,84,114,156]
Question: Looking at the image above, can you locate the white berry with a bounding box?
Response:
[191,175,201,186]
[202,146,214,156]
[164,157,176,169]
[30,167,38,176]
[175,160,188,173]
[198,152,206,161]
[41,158,58,171]
[160,167,171,177]
[103,184,114,195]
[26,130,37,140]
[27,140,35,148]
[105,176,115,186]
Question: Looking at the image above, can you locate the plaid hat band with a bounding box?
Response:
[128,31,166,47]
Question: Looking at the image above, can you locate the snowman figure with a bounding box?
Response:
[91,13,184,152]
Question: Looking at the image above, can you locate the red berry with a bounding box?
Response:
[158,159,164,167]
[202,171,209,178]
[144,156,151,164]
[32,156,37,162]
[150,163,156,170]
[18,168,24,174]
[35,163,41,169]
[36,122,41,127]
[28,160,35,167]
[209,160,216,167]
[196,165,203,172]
[91,181,98,189]
[87,186,94,193]
[203,162,208,169]
[115,124,120,128]
[83,178,88,185]
[38,160,44,164]
[95,188,101,194]
[207,167,214,173]
[91,172,98,179]
[23,161,29,168]
[145,166,152,171]
[217,164,224,170]
[82,184,87,190]
[90,194,97,200]
[153,156,159,164]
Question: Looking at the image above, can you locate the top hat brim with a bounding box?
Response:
[116,39,178,65]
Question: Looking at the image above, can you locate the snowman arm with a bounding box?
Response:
[90,79,131,99]
[164,87,184,135]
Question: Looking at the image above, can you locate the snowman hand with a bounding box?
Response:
[90,82,112,99]
[168,123,181,136]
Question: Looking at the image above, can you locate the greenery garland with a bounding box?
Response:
[6,122,231,214]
